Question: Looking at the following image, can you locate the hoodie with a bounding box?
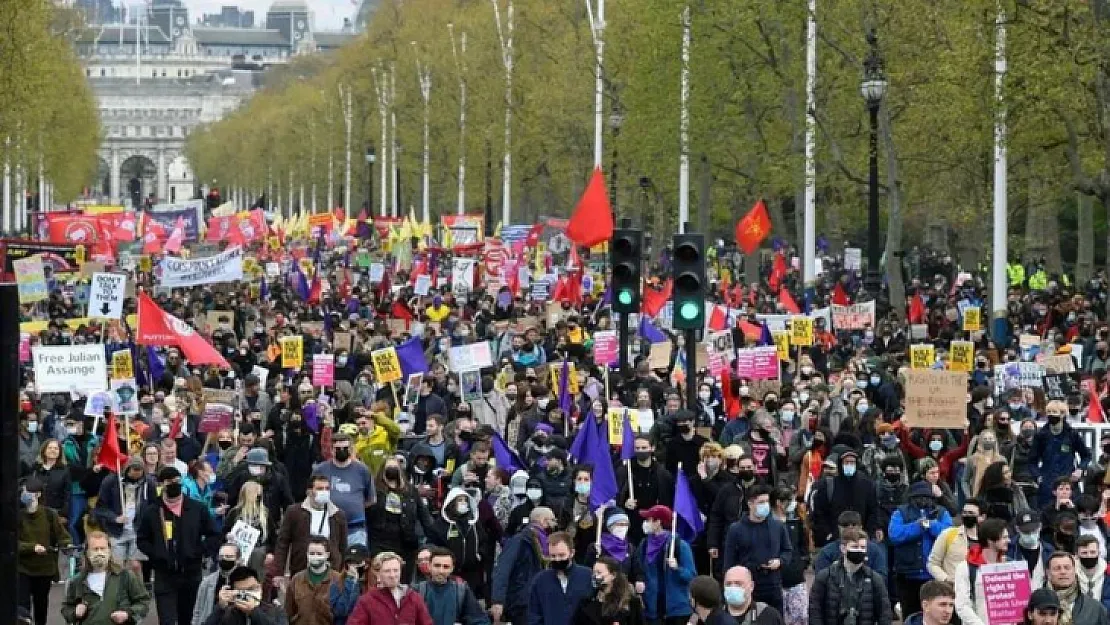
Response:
[431,487,487,582]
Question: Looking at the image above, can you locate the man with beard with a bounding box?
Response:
[810,448,881,547]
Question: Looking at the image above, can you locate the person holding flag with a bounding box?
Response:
[722,485,794,615]
[631,504,696,625]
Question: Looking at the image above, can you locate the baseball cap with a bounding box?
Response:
[1015,509,1040,533]
[639,505,673,527]
[1027,588,1060,611]
[245,448,271,466]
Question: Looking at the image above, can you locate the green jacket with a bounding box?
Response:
[61,568,150,625]
[18,506,71,578]
[1029,270,1048,291]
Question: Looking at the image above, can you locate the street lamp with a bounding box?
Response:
[860,30,887,296]
[608,106,624,215]
[364,145,376,215]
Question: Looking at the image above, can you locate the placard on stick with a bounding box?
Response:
[902,369,967,429]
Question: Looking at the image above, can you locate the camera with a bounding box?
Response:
[235,591,255,603]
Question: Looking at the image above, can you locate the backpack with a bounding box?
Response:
[414,579,466,620]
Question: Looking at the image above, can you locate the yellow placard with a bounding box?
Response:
[280,335,304,369]
[948,341,975,372]
[790,316,813,346]
[268,236,281,250]
[111,350,134,380]
[608,407,640,445]
[138,255,152,273]
[20,317,93,333]
[963,307,981,332]
[550,362,580,396]
[371,347,403,383]
[75,245,86,266]
[772,331,791,361]
[910,344,936,369]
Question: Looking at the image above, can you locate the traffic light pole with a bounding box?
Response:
[684,328,697,410]
[618,311,630,378]
[0,284,19,625]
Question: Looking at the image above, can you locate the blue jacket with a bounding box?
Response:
[813,540,887,579]
[721,515,794,599]
[527,565,593,625]
[490,527,546,613]
[888,504,952,580]
[635,537,697,620]
[1030,422,1090,482]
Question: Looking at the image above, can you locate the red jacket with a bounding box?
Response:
[348,586,433,625]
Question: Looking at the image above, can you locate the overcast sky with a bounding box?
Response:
[183,0,358,31]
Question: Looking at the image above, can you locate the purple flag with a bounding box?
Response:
[293,264,310,301]
[569,411,603,461]
[638,316,667,344]
[758,322,773,347]
[396,337,429,377]
[557,359,572,415]
[147,346,165,386]
[260,276,269,301]
[491,432,524,473]
[674,465,705,541]
[582,415,618,509]
[620,410,636,461]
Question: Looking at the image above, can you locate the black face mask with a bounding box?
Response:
[219,559,237,573]
[635,451,652,463]
[1081,556,1100,570]
[1048,415,1062,425]
[961,515,978,529]
[334,448,351,462]
[384,468,400,481]
[764,401,778,412]
[218,441,233,451]
[845,550,867,565]
[737,470,755,482]
[459,431,476,443]
[678,424,692,434]
[549,559,570,571]
[884,473,901,484]
[164,483,183,499]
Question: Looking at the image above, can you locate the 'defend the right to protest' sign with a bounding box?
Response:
[902,369,967,429]
[981,561,1031,625]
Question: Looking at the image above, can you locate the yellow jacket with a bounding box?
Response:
[425,305,451,322]
[1028,270,1048,291]
[354,411,401,476]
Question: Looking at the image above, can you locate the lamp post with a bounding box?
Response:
[860,31,887,296]
[608,107,624,216]
[365,146,376,215]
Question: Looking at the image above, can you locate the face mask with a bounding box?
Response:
[1009,403,1022,412]
[754,502,770,519]
[334,449,351,462]
[845,549,867,565]
[799,392,810,404]
[962,515,978,529]
[1049,415,1062,425]
[384,468,401,481]
[89,553,111,570]
[1081,556,1101,570]
[724,586,746,606]
[537,398,550,409]
[642,521,655,536]
[705,458,721,473]
[66,426,78,436]
[26,422,38,434]
[456,501,470,515]
[314,491,330,506]
[980,440,996,451]
[249,465,266,477]
[842,464,857,477]
[1021,429,1035,441]
[929,440,943,452]
[780,410,795,422]
[881,435,898,449]
[786,501,798,514]
[1019,532,1040,549]
[575,482,591,496]
[884,473,901,484]
[164,482,183,499]
[635,451,652,463]
[337,356,348,367]
[527,488,543,502]
[20,492,36,507]
[855,380,867,389]
[856,402,869,413]
[737,469,755,482]
[870,376,881,386]
[218,558,237,573]
[739,386,750,396]
[307,555,329,571]
[218,440,233,450]
[549,559,570,571]
[697,391,711,402]
[611,526,628,540]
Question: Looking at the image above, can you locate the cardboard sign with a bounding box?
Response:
[772,331,790,361]
[910,344,936,369]
[111,350,134,380]
[228,520,261,565]
[1043,354,1076,374]
[546,301,565,327]
[32,344,108,394]
[735,346,779,381]
[910,324,929,340]
[962,307,981,332]
[13,255,47,303]
[980,562,1031,625]
[648,341,673,370]
[333,331,353,353]
[593,330,618,366]
[902,369,967,429]
[831,301,876,330]
[88,272,126,319]
[790,316,813,346]
[414,274,432,296]
[207,310,235,332]
[371,347,403,383]
[312,354,335,387]
[280,335,304,369]
[709,330,734,355]
[607,408,629,445]
[948,341,975,372]
[447,342,494,372]
[549,362,580,396]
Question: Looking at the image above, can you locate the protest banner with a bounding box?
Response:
[772,331,790,361]
[199,402,234,434]
[447,342,494,371]
[159,246,244,288]
[993,362,1045,392]
[88,272,126,319]
[831,301,876,330]
[111,350,134,380]
[33,344,108,394]
[735,346,780,381]
[148,204,202,240]
[902,369,967,429]
[755,307,831,332]
[963,307,981,332]
[980,562,1031,625]
[910,344,936,369]
[790,316,813,346]
[228,520,261,565]
[372,347,403,383]
[592,330,618,365]
[280,335,303,369]
[312,354,335,387]
[13,255,47,303]
[2,240,79,274]
[948,341,975,372]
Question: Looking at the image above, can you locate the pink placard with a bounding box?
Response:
[593,331,618,366]
[313,354,335,387]
[707,351,727,378]
[198,403,233,434]
[19,332,31,363]
[981,562,1031,625]
[735,346,779,381]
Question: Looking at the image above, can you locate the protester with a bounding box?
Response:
[60,531,151,625]
[347,551,433,625]
[1043,551,1110,624]
[527,531,594,625]
[490,507,555,625]
[903,580,955,625]
[721,485,793,614]
[721,566,786,625]
[809,528,893,625]
[633,505,697,625]
[19,477,72,625]
[284,536,361,625]
[270,473,349,588]
[192,543,242,625]
[411,547,490,625]
[687,575,737,625]
[203,566,287,625]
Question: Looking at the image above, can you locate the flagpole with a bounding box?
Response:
[669,462,681,560]
[802,0,817,286]
[678,6,691,233]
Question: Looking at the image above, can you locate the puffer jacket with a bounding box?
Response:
[809,560,892,625]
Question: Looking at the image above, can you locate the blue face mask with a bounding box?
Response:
[723,586,746,606]
[574,482,591,496]
[20,492,34,506]
[755,502,771,519]
[929,440,944,452]
[842,464,857,477]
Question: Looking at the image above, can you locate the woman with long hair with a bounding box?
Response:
[140,443,161,479]
[963,429,1005,498]
[572,556,643,625]
[27,439,68,514]
[223,481,277,583]
[979,460,1029,523]
[367,457,433,580]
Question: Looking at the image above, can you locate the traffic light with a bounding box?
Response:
[610,228,643,314]
[672,233,706,329]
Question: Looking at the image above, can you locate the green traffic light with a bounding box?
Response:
[679,301,700,320]
[617,289,633,306]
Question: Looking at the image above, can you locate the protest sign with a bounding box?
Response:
[831,301,876,330]
[790,316,813,346]
[33,344,108,394]
[592,330,618,366]
[735,346,779,381]
[448,342,494,371]
[368,263,385,283]
[251,365,269,390]
[1043,354,1076,374]
[111,350,134,380]
[648,341,673,370]
[772,331,790,361]
[844,248,862,271]
[910,344,936,369]
[312,354,335,387]
[88,272,126,319]
[1043,374,1072,401]
[372,347,403,383]
[903,369,967,429]
[549,362,580,396]
[451,257,476,295]
[199,402,234,434]
[202,388,238,408]
[414,274,432,296]
[19,333,30,363]
[948,341,975,372]
[994,362,1045,391]
[708,330,734,355]
[280,335,303,369]
[404,373,424,408]
[333,331,353,353]
[459,369,483,401]
[159,246,244,288]
[963,307,981,332]
[706,351,727,377]
[13,255,47,303]
[228,520,261,565]
[207,310,235,332]
[84,390,118,418]
[111,379,139,415]
[607,408,629,445]
[980,562,1031,625]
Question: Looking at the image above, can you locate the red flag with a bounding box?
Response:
[96,415,128,471]
[642,279,673,318]
[908,293,926,324]
[734,199,771,254]
[832,282,851,306]
[164,217,186,254]
[739,320,762,341]
[566,168,615,248]
[708,305,728,331]
[391,300,414,323]
[778,288,801,314]
[137,292,230,367]
[720,374,741,419]
[142,219,166,254]
[1088,382,1104,424]
[525,223,544,248]
[769,252,788,291]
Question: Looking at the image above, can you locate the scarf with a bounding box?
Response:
[600,533,630,562]
[530,524,549,559]
[644,532,670,563]
[1056,582,1080,625]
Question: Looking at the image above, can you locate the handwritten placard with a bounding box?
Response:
[902,369,967,429]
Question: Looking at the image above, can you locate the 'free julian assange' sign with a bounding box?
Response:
[32,344,108,394]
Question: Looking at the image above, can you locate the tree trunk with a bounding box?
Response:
[879,105,906,320]
[1077,192,1094,283]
